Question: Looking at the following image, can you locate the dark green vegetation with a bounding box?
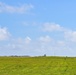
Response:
[0,56,76,75]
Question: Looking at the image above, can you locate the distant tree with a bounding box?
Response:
[44,54,46,57]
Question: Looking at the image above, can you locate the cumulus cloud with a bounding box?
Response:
[39,35,52,43]
[0,35,76,56]
[0,2,34,14]
[42,22,76,43]
[11,36,31,45]
[57,40,66,46]
[24,36,31,44]
[3,36,31,52]
[42,23,64,32]
[0,27,11,41]
[0,23,76,56]
[64,30,76,42]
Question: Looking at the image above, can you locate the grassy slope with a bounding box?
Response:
[0,56,76,75]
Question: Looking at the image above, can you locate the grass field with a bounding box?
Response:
[0,56,76,75]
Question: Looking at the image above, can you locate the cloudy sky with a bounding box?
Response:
[0,0,76,56]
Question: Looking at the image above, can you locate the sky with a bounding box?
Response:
[0,0,76,56]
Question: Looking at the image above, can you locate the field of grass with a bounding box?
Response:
[0,56,76,75]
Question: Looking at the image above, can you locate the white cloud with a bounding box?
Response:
[0,35,76,56]
[0,27,11,41]
[0,2,34,14]
[39,35,52,43]
[4,36,31,51]
[42,23,64,32]
[24,36,31,44]
[11,36,31,45]
[57,40,66,46]
[42,22,76,43]
[17,38,23,44]
[64,30,76,42]
[0,23,76,56]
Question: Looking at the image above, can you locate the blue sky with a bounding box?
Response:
[0,0,76,56]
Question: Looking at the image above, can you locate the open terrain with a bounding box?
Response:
[0,56,76,75]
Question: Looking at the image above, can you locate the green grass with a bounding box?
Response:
[0,56,76,75]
